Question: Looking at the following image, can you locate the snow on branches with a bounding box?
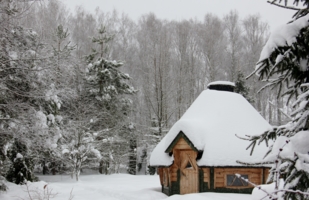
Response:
[242,79,309,200]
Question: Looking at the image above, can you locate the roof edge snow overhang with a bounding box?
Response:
[196,165,271,168]
[165,131,199,153]
[150,161,174,168]
[154,164,271,168]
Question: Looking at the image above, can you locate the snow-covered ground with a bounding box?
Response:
[0,174,253,200]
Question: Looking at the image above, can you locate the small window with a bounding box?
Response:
[226,174,248,186]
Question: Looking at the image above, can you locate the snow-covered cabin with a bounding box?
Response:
[150,81,272,195]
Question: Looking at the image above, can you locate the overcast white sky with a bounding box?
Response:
[62,0,296,31]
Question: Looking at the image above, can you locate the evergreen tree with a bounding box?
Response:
[0,1,75,187]
[125,123,137,175]
[234,71,254,104]
[0,0,42,187]
[85,25,136,174]
[244,1,309,199]
[38,24,76,176]
[86,26,136,103]
[251,0,309,99]
[0,137,8,191]
[6,140,38,184]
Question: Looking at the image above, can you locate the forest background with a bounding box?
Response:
[0,0,289,189]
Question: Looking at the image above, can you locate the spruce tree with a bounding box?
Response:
[252,0,309,99]
[6,140,38,184]
[39,24,76,175]
[0,1,73,186]
[0,0,41,187]
[244,1,309,199]
[234,71,254,104]
[85,25,136,115]
[85,25,136,174]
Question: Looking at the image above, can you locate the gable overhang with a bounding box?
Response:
[165,131,199,153]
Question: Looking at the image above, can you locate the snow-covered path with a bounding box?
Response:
[0,174,252,200]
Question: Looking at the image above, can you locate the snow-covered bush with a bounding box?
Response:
[0,176,7,192]
[62,130,101,181]
[6,140,38,184]
[251,179,284,200]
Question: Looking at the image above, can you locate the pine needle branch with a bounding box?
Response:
[237,173,309,199]
[235,174,274,200]
[267,0,301,10]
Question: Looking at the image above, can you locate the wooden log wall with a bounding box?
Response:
[158,168,164,185]
[173,137,192,150]
[264,168,270,183]
[156,136,270,195]
[163,168,169,187]
[214,168,263,189]
[202,168,210,189]
[170,137,195,183]
[170,165,178,182]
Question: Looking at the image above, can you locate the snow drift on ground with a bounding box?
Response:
[252,179,285,200]
[0,174,253,200]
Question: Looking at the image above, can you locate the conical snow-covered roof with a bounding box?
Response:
[150,86,272,167]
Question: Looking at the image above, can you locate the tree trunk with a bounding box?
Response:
[99,160,104,174]
[51,162,56,175]
[105,161,109,175]
[42,160,47,175]
[128,139,137,175]
[276,97,282,126]
[76,170,79,181]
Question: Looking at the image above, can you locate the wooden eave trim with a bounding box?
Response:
[153,164,270,169]
[196,165,271,169]
[165,131,198,153]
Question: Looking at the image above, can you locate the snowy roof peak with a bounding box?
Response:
[150,89,271,167]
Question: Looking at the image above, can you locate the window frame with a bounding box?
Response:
[226,174,249,187]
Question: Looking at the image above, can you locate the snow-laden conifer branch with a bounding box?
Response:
[236,128,277,156]
[237,173,309,200]
[243,1,309,199]
[268,101,293,120]
[237,173,309,199]
[235,174,275,199]
[267,0,301,11]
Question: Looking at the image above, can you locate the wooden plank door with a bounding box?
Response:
[180,150,198,194]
